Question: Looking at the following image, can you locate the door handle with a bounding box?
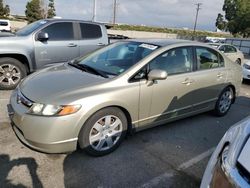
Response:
[97,43,105,46]
[181,78,194,85]
[217,73,223,78]
[68,43,77,47]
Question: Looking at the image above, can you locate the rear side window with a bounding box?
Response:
[41,22,74,41]
[196,47,224,70]
[80,23,102,39]
[0,21,8,26]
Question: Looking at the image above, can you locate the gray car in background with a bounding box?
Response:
[0,19,109,89]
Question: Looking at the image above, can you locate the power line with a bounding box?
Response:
[193,3,202,38]
[113,0,117,25]
[92,0,97,22]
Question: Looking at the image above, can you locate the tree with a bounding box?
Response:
[217,0,250,37]
[25,0,43,23]
[47,0,56,18]
[215,13,227,30]
[0,0,10,18]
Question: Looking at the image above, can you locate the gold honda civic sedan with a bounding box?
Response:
[8,39,242,156]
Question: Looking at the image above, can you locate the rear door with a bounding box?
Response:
[34,22,80,69]
[189,46,228,111]
[77,23,108,57]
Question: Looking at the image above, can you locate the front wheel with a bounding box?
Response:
[78,107,128,156]
[214,87,234,116]
[0,58,27,90]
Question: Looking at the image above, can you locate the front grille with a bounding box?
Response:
[237,162,250,184]
[17,91,33,108]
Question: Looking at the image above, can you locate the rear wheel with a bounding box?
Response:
[235,59,241,65]
[214,87,234,116]
[78,107,128,156]
[0,58,27,90]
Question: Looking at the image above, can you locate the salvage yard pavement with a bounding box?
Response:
[0,82,250,188]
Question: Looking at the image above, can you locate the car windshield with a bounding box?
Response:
[16,20,48,36]
[74,41,159,77]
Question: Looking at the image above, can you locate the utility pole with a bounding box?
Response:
[193,3,202,39]
[92,0,97,22]
[113,0,117,25]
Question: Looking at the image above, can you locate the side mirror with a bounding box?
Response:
[148,69,168,81]
[37,32,49,41]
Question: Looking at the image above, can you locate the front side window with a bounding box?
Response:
[196,47,224,70]
[218,45,225,52]
[41,22,74,41]
[80,23,102,39]
[149,47,193,75]
[75,42,158,76]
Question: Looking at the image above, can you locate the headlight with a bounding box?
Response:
[28,103,81,116]
[221,145,230,172]
[243,63,250,70]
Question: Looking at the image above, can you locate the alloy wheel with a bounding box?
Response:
[219,89,233,113]
[0,64,21,86]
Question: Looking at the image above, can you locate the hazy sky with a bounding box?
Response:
[4,0,224,31]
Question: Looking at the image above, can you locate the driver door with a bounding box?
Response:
[34,22,79,69]
[138,47,196,128]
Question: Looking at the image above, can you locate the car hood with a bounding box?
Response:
[20,64,108,104]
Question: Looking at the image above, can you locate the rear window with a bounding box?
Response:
[0,21,8,26]
[80,23,102,39]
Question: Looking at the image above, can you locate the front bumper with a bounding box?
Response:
[8,90,79,154]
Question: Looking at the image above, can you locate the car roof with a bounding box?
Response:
[44,18,105,25]
[0,19,10,22]
[125,38,199,47]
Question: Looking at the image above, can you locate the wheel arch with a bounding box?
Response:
[76,104,135,140]
[0,54,32,73]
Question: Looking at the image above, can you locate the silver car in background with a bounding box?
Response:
[201,116,250,188]
[243,60,250,81]
[209,43,244,65]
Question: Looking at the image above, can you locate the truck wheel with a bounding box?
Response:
[78,107,128,156]
[0,58,27,90]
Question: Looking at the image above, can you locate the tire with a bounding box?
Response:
[235,59,241,65]
[78,107,128,156]
[214,87,234,116]
[0,58,27,90]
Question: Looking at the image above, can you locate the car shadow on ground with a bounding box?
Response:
[0,154,43,188]
[62,93,250,188]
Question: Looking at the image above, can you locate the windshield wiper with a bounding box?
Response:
[68,62,108,78]
[79,64,109,78]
